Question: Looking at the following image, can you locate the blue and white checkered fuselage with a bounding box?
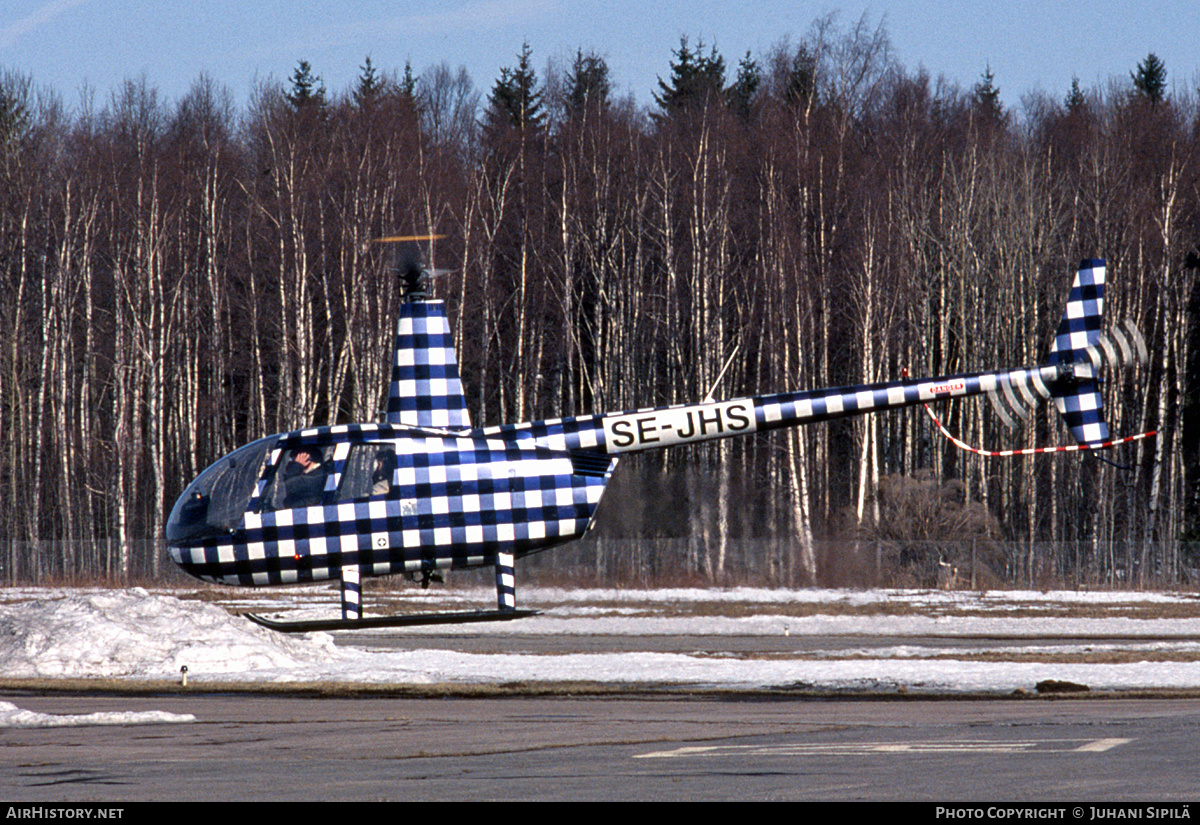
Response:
[168,424,614,586]
[167,361,1061,587]
[166,260,1116,609]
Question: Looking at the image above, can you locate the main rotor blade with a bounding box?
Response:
[371,234,447,244]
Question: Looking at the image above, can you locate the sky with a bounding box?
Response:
[1,0,1197,117]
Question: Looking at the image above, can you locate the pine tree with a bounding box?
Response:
[400,61,417,100]
[972,65,1002,120]
[1132,52,1167,104]
[565,49,611,115]
[286,60,326,108]
[1064,76,1087,114]
[728,51,761,118]
[654,35,726,114]
[783,44,818,109]
[485,42,544,133]
[0,76,30,146]
[353,56,381,107]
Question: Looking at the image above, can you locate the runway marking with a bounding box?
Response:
[634,738,1132,758]
[1075,738,1130,752]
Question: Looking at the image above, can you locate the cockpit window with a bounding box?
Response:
[259,445,332,511]
[166,437,275,544]
[337,444,396,501]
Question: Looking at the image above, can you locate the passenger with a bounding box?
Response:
[282,445,328,508]
[372,448,396,495]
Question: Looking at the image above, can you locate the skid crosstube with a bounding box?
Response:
[244,607,540,633]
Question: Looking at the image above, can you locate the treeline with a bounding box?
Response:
[2,15,1198,586]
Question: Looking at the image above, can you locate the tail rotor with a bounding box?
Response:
[927,258,1155,456]
[987,370,1050,429]
[1084,318,1149,376]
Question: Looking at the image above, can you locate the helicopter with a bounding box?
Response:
[166,248,1150,632]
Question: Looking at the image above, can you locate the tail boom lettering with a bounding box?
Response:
[602,399,756,452]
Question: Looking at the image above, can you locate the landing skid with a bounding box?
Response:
[248,552,531,633]
[244,608,540,633]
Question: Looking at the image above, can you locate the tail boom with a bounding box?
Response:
[489,259,1135,458]
[591,364,1058,455]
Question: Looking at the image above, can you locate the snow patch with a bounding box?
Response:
[0,700,194,727]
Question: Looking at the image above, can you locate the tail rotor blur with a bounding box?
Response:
[926,258,1156,456]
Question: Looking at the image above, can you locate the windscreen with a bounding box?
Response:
[166,437,276,544]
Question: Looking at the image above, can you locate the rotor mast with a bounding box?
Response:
[372,234,446,302]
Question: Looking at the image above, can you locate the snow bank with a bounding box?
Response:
[1,586,1199,692]
[0,588,342,680]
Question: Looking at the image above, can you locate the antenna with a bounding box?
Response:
[703,344,741,403]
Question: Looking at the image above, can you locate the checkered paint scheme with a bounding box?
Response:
[387,300,471,429]
[168,424,613,590]
[485,365,1061,456]
[482,261,1108,454]
[167,299,614,616]
[495,552,516,610]
[167,260,1115,615]
[166,355,1044,591]
[1047,259,1110,445]
[341,565,361,620]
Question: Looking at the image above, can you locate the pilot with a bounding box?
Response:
[282,445,328,508]
[372,448,396,495]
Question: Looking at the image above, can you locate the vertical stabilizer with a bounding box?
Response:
[1048,259,1110,445]
[386,300,472,429]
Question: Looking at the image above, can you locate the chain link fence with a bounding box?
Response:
[3,537,1197,590]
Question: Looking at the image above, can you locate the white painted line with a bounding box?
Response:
[635,739,1132,758]
[1074,738,1132,752]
